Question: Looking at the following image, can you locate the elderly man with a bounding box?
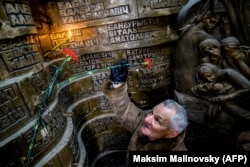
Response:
[102,60,188,158]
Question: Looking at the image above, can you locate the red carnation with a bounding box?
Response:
[142,58,153,69]
[63,48,78,62]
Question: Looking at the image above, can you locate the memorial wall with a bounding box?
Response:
[0,0,188,166]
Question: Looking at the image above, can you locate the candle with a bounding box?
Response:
[68,30,72,37]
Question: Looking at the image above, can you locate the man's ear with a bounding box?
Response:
[165,130,178,139]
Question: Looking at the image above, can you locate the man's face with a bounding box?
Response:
[141,103,176,141]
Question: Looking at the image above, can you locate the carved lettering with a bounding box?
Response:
[109,32,152,44]
[70,38,99,48]
[9,107,25,122]
[92,73,109,92]
[143,0,184,10]
[24,106,66,154]
[0,36,41,72]
[98,96,111,110]
[149,0,182,9]
[57,0,91,9]
[57,1,130,24]
[48,31,71,52]
[108,18,160,30]
[70,52,113,74]
[3,2,35,26]
[139,64,170,86]
[0,101,15,115]
[108,18,160,44]
[0,115,11,129]
[81,108,90,116]
[50,32,69,39]
[127,47,155,65]
[32,71,49,93]
[0,84,28,130]
[48,29,99,52]
[126,47,170,65]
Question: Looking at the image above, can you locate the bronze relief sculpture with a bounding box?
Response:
[175,0,250,151]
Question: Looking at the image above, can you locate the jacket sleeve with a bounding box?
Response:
[102,80,145,133]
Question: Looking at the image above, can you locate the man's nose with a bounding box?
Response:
[145,114,153,123]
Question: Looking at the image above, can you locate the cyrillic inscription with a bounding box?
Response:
[143,0,183,9]
[3,1,35,26]
[126,46,172,89]
[58,78,93,109]
[70,52,112,74]
[49,31,71,52]
[57,1,130,24]
[24,106,66,153]
[92,73,109,92]
[139,63,170,86]
[48,29,99,53]
[126,47,163,64]
[0,84,28,130]
[32,71,49,94]
[0,35,41,72]
[70,38,99,49]
[69,28,99,49]
[108,18,160,44]
[98,96,111,110]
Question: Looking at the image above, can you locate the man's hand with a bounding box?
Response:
[110,60,128,86]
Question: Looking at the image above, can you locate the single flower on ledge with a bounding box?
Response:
[62,48,78,62]
[142,58,153,69]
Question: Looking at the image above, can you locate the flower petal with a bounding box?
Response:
[62,48,78,62]
[142,58,153,69]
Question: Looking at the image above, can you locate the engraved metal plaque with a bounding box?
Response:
[137,0,188,18]
[0,0,37,39]
[42,0,137,32]
[0,83,30,141]
[0,35,43,81]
